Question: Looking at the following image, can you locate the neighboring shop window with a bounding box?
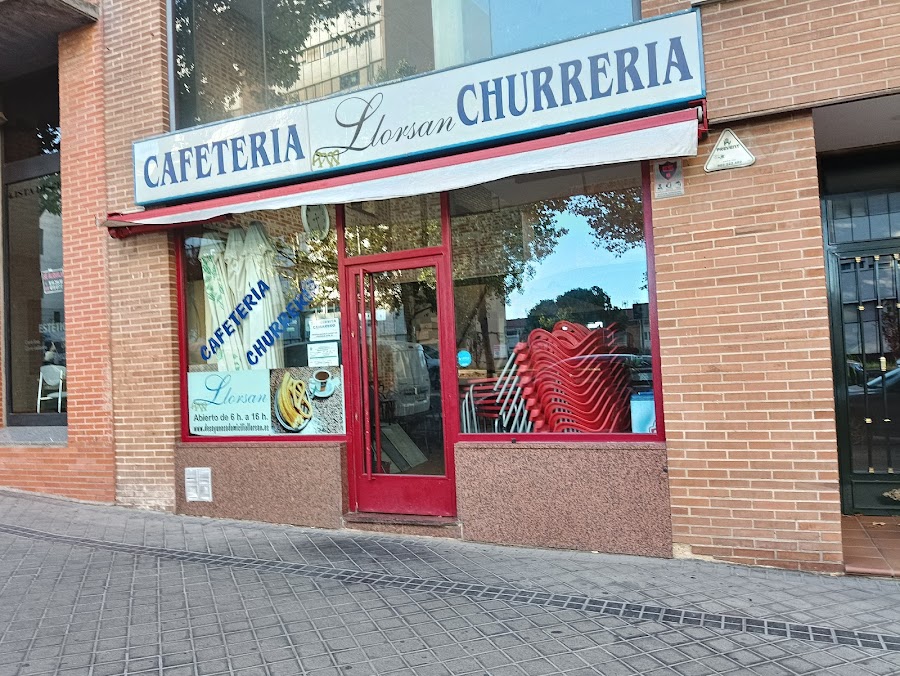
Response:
[182,206,345,437]
[6,174,66,416]
[451,165,656,435]
[172,0,638,128]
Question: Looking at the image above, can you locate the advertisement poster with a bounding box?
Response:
[270,366,345,435]
[188,370,272,436]
[189,367,346,436]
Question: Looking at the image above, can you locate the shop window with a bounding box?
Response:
[171,0,638,128]
[181,206,345,437]
[5,173,65,419]
[450,165,657,436]
[344,194,441,257]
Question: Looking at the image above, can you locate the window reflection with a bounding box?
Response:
[0,68,60,162]
[344,195,441,258]
[450,165,654,435]
[6,174,65,415]
[172,0,637,128]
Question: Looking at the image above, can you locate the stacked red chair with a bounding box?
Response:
[460,321,632,434]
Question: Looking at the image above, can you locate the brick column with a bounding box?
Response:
[653,113,843,571]
[102,0,179,510]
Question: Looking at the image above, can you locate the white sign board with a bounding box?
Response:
[653,159,685,199]
[134,11,704,205]
[308,341,340,367]
[704,128,755,172]
[308,316,341,342]
[187,370,271,436]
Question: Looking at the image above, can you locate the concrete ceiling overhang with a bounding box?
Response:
[813,93,900,154]
[0,0,98,82]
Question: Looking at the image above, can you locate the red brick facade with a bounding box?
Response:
[653,113,842,571]
[1,0,898,572]
[0,12,116,502]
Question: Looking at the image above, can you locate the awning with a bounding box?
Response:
[107,107,700,234]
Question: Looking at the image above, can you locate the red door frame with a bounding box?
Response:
[338,198,458,516]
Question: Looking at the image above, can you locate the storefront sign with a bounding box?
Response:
[188,365,346,436]
[133,11,703,205]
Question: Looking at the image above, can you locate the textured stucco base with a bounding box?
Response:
[174,443,347,529]
[455,442,672,557]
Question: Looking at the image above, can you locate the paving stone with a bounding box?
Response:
[3,491,900,676]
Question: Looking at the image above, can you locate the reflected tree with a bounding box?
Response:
[456,185,644,374]
[173,0,378,125]
[525,286,627,333]
[568,186,645,256]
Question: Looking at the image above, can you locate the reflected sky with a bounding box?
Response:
[505,212,648,320]
[489,0,636,55]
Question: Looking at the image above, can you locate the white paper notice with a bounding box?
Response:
[308,316,341,342]
[308,341,340,367]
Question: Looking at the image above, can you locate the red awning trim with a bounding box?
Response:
[107,107,701,237]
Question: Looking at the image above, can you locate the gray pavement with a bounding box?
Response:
[1,491,900,675]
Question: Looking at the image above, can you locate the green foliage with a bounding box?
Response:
[38,174,61,218]
[174,0,378,123]
[526,286,627,333]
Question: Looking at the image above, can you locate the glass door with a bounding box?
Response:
[346,256,455,516]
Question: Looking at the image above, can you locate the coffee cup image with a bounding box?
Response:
[313,369,331,391]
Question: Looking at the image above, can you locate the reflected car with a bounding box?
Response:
[421,344,440,387]
[847,367,900,454]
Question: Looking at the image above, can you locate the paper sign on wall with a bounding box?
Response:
[653,159,685,199]
[704,128,755,172]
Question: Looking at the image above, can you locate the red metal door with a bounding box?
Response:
[344,254,456,516]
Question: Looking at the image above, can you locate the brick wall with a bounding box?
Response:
[103,0,179,510]
[644,0,900,122]
[652,113,843,571]
[0,18,117,502]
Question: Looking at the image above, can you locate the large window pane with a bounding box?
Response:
[344,194,441,258]
[451,166,655,435]
[182,206,346,436]
[173,0,638,128]
[6,174,65,415]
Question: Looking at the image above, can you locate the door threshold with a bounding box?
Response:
[343,512,462,539]
[345,512,458,527]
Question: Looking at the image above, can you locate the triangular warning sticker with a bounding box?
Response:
[704,128,755,172]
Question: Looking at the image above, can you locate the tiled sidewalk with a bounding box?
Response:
[1,490,900,675]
